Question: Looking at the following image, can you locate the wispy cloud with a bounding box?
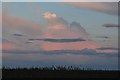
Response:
[2,39,23,51]
[96,36,110,39]
[29,38,86,42]
[3,13,42,37]
[13,33,25,37]
[96,47,119,50]
[103,24,120,28]
[96,47,119,53]
[2,12,43,51]
[3,49,118,57]
[66,2,118,15]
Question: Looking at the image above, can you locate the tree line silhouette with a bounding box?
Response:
[2,66,119,79]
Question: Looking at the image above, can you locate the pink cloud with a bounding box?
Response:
[2,39,26,51]
[96,49,118,53]
[42,12,89,39]
[2,13,43,51]
[66,2,118,15]
[44,12,57,19]
[3,13,42,37]
[41,41,99,51]
[38,12,100,51]
[2,43,21,51]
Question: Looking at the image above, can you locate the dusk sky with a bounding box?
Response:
[2,2,119,70]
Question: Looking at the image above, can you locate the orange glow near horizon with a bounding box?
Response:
[96,49,118,53]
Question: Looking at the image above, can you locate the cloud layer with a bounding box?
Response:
[3,13,42,37]
[13,33,25,37]
[38,12,99,50]
[67,2,118,15]
[103,24,120,28]
[3,11,117,55]
[2,12,100,52]
[42,12,89,39]
[3,49,118,57]
[29,38,86,42]
[96,36,110,39]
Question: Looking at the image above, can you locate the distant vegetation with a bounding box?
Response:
[2,65,94,71]
[2,66,119,79]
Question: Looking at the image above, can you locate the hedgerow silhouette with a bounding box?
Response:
[2,65,94,71]
[2,65,119,79]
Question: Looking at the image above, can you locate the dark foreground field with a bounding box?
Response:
[2,66,119,80]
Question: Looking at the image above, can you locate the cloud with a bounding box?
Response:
[103,24,120,28]
[25,41,33,44]
[42,12,89,39]
[2,43,20,51]
[96,47,119,53]
[2,49,118,57]
[2,13,43,51]
[40,42,99,51]
[43,12,68,32]
[36,12,99,51]
[96,36,110,39]
[3,13,42,37]
[29,38,86,42]
[66,2,118,15]
[2,38,40,51]
[3,12,100,51]
[96,47,119,50]
[2,39,23,51]
[13,33,24,37]
[44,12,57,19]
[70,22,89,40]
[96,50,118,53]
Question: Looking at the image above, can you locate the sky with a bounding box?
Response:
[1,0,120,2]
[1,2,119,70]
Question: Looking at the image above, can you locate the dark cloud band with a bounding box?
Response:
[103,24,120,28]
[3,49,118,57]
[96,36,110,39]
[13,33,24,36]
[29,38,86,42]
[96,47,119,50]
